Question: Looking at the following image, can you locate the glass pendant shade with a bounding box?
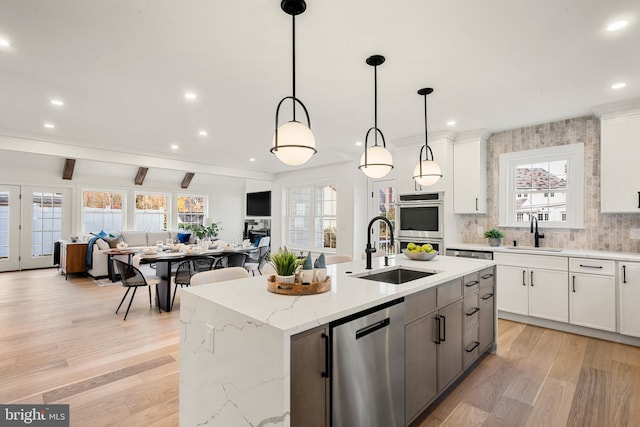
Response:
[272,121,316,166]
[413,160,442,186]
[360,145,393,179]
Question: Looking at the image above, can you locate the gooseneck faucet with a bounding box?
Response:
[366,215,395,270]
[531,216,545,248]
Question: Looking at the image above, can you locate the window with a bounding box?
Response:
[0,191,9,259]
[499,143,584,228]
[82,190,125,233]
[286,184,337,250]
[375,183,396,253]
[177,194,206,227]
[135,193,168,231]
[31,191,63,257]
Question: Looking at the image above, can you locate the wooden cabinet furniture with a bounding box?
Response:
[290,324,329,427]
[619,261,640,338]
[495,252,568,322]
[462,272,480,368]
[569,258,616,332]
[600,109,640,212]
[59,241,88,278]
[453,134,488,213]
[478,267,496,354]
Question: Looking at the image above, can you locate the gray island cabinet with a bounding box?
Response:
[180,255,495,427]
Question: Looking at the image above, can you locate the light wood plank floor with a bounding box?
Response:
[2,269,640,426]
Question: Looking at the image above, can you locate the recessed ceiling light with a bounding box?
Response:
[611,82,627,90]
[50,99,64,107]
[249,158,256,162]
[199,130,208,136]
[184,92,197,100]
[446,120,456,127]
[355,141,363,146]
[170,144,179,150]
[43,123,55,129]
[607,20,629,32]
[0,38,10,47]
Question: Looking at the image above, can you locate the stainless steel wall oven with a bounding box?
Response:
[397,192,444,240]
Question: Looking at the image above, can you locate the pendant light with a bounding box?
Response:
[413,88,442,186]
[359,55,393,179]
[271,0,317,166]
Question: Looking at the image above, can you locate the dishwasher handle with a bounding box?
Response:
[355,317,391,340]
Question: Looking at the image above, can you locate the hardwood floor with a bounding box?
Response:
[2,268,640,426]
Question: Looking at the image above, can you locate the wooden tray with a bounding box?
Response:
[267,275,331,295]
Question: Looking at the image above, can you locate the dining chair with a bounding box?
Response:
[113,259,161,321]
[325,254,353,265]
[225,253,248,268]
[244,246,270,276]
[171,256,220,309]
[191,267,250,286]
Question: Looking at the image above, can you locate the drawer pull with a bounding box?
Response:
[579,264,603,269]
[466,307,480,316]
[481,273,494,280]
[481,293,494,300]
[465,280,480,287]
[623,265,627,284]
[465,341,480,353]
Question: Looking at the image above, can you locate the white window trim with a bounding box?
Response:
[134,191,171,231]
[498,143,584,229]
[285,183,337,253]
[80,188,127,233]
[176,193,208,227]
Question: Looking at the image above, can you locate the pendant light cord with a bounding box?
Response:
[423,93,428,153]
[292,14,296,121]
[373,64,378,146]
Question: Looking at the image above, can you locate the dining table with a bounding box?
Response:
[137,246,258,312]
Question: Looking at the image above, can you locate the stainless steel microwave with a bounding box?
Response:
[397,192,444,239]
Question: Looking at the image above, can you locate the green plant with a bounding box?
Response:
[180,222,221,240]
[484,228,504,239]
[269,249,301,276]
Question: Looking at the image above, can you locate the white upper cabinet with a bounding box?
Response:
[600,109,640,213]
[453,132,488,214]
[394,133,454,195]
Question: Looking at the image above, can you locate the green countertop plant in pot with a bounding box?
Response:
[484,228,504,247]
[269,248,301,284]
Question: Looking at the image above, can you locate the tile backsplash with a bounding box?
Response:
[455,115,640,253]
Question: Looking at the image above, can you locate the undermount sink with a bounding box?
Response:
[353,267,438,285]
[505,246,564,252]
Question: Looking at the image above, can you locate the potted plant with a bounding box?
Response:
[484,228,504,247]
[268,249,301,283]
[180,221,221,241]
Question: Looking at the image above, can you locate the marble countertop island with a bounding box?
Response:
[179,254,494,426]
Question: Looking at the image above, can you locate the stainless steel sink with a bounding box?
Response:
[504,246,563,252]
[353,267,438,285]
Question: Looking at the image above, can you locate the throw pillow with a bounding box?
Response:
[95,239,110,250]
[107,236,122,249]
[92,230,108,238]
[177,233,191,243]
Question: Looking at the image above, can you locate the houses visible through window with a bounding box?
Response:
[177,194,206,227]
[499,144,584,228]
[31,191,63,257]
[82,190,125,234]
[287,184,337,250]
[135,193,168,231]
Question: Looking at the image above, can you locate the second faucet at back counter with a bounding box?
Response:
[531,216,545,247]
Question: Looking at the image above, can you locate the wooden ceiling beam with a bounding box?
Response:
[181,172,195,189]
[134,167,148,185]
[62,158,76,180]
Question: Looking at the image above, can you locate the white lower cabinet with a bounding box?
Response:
[619,261,640,337]
[569,258,616,332]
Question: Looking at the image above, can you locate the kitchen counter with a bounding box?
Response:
[179,254,494,426]
[448,242,640,262]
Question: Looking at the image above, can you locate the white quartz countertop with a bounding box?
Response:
[447,242,640,262]
[182,254,494,336]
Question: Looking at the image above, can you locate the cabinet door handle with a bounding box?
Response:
[321,333,330,378]
[638,191,639,209]
[623,265,627,284]
[465,280,480,288]
[530,271,534,287]
[481,293,494,300]
[465,341,480,353]
[434,316,441,344]
[466,307,480,316]
[572,276,576,293]
[475,197,479,211]
[579,264,603,269]
[440,315,447,342]
[481,273,494,280]
[522,270,526,286]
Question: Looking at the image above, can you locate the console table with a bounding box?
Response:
[59,241,88,279]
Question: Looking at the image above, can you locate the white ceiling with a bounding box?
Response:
[0,0,639,178]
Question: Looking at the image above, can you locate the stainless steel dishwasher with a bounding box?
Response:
[331,298,405,427]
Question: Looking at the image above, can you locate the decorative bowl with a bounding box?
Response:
[116,242,128,250]
[142,247,157,255]
[402,249,438,261]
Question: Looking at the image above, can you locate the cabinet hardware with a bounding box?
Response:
[579,264,603,269]
[440,315,447,342]
[481,293,494,300]
[465,280,479,287]
[481,273,493,280]
[475,197,478,211]
[572,276,576,293]
[434,316,441,344]
[321,333,330,378]
[623,265,627,284]
[355,318,390,340]
[530,271,534,287]
[466,307,480,316]
[465,341,480,353]
[522,270,526,286]
[638,191,639,209]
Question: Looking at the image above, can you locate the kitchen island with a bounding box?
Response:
[179,254,495,426]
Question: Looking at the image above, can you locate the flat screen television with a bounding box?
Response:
[246,191,271,217]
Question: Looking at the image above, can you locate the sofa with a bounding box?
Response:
[86,231,193,278]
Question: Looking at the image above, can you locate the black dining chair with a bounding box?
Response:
[225,253,248,268]
[113,259,161,321]
[171,256,220,309]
